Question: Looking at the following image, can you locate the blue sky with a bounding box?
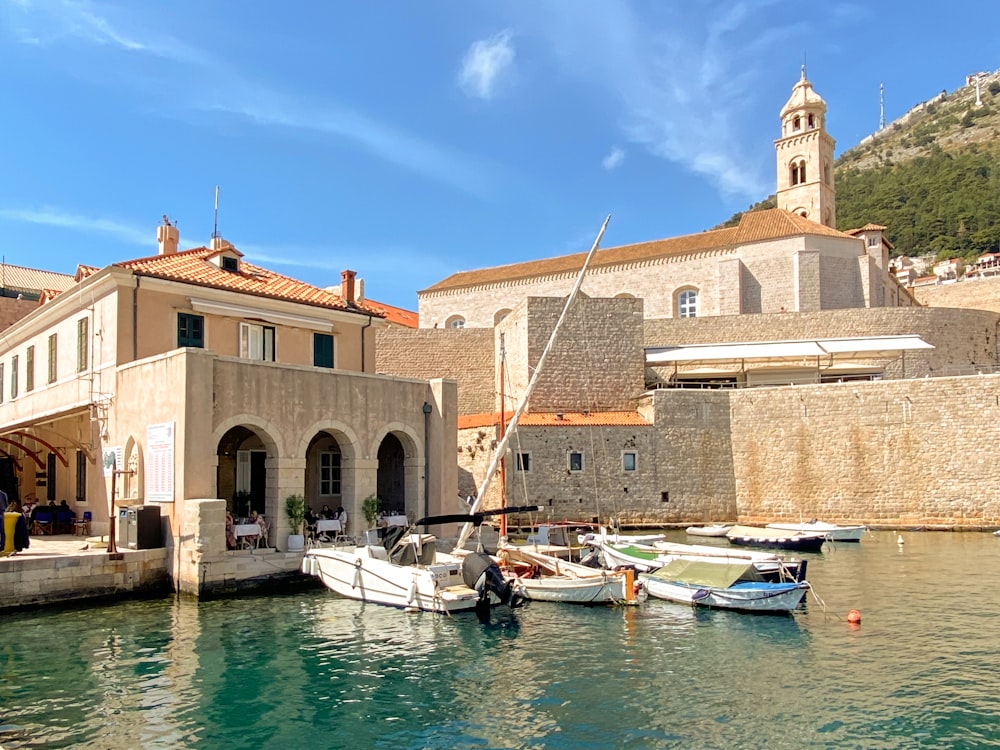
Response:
[1,1,998,310]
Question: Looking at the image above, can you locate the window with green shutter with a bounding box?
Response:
[313,333,334,368]
[178,313,205,348]
[25,345,34,392]
[48,333,57,384]
[77,317,88,372]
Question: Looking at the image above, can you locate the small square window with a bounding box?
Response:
[516,453,531,472]
[568,452,584,473]
[622,452,637,472]
[221,256,239,271]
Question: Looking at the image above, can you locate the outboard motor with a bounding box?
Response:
[461,552,524,617]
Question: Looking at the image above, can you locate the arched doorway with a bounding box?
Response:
[217,426,269,519]
[304,431,346,520]
[376,433,406,515]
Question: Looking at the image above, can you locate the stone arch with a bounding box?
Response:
[298,420,364,530]
[123,435,144,503]
[213,415,283,531]
[445,315,466,329]
[369,423,422,520]
[614,293,636,299]
[493,309,513,326]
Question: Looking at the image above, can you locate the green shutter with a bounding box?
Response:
[313,333,334,368]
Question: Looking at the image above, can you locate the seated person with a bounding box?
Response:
[305,507,319,540]
[320,504,335,520]
[336,506,348,536]
[225,510,237,550]
[250,510,267,547]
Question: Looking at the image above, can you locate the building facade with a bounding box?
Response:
[0,222,456,594]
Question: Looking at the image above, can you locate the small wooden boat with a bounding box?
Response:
[726,525,827,552]
[498,545,639,605]
[640,558,809,614]
[685,524,733,538]
[595,540,808,582]
[766,520,866,542]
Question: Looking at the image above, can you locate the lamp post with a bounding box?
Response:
[422,401,432,532]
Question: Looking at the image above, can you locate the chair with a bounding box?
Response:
[74,511,93,536]
[31,508,54,535]
[55,509,75,534]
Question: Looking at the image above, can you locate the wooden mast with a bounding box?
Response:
[498,334,507,539]
[455,215,611,551]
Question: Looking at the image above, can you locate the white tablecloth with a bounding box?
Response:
[385,515,408,527]
[316,519,342,533]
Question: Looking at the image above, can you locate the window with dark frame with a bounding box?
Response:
[568,451,584,473]
[76,450,86,502]
[313,333,334,368]
[319,451,342,495]
[178,313,205,348]
[516,452,531,472]
[623,452,637,472]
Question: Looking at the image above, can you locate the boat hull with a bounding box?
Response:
[685,525,733,538]
[766,522,866,542]
[303,547,482,614]
[640,574,809,614]
[498,545,638,605]
[599,541,808,582]
[727,532,826,553]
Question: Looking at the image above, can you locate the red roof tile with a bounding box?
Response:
[112,247,385,317]
[423,209,853,294]
[363,298,418,328]
[458,411,651,430]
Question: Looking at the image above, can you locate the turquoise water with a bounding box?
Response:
[1,531,998,749]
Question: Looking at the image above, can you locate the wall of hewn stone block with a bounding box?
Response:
[915,276,1000,314]
[376,328,494,414]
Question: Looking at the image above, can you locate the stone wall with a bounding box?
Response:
[914,276,1000,314]
[376,328,494,414]
[0,543,170,612]
[730,375,1000,526]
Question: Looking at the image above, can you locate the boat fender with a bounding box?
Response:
[352,558,362,589]
[691,589,711,601]
[406,574,418,604]
[847,609,862,624]
[300,555,311,574]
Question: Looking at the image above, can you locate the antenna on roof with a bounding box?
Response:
[212,185,220,240]
[879,81,885,131]
[801,52,807,80]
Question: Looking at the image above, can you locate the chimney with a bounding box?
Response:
[157,215,179,255]
[340,269,357,304]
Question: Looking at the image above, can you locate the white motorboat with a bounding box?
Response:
[302,521,521,614]
[766,520,867,542]
[685,524,733,538]
[640,558,809,614]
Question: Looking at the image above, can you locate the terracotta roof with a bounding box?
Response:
[0,263,75,294]
[110,247,385,317]
[845,223,888,234]
[458,410,651,430]
[363,298,418,328]
[422,208,853,294]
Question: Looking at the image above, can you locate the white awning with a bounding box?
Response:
[646,335,933,365]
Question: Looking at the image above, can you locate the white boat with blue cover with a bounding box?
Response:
[639,558,809,614]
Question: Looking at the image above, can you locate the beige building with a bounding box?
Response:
[0,221,455,595]
[418,75,914,330]
[375,73,1000,528]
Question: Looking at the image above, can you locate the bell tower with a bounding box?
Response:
[774,67,836,228]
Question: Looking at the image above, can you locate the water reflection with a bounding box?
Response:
[0,532,998,749]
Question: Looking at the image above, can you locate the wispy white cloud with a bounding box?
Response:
[517,2,803,200]
[602,146,625,171]
[458,30,515,100]
[0,207,150,246]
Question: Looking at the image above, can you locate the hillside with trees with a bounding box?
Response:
[719,71,1000,261]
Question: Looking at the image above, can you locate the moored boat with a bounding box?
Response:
[498,544,639,605]
[685,524,733,538]
[640,558,809,614]
[726,524,827,552]
[593,539,808,582]
[766,520,867,542]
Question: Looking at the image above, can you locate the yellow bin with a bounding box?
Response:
[2,511,19,556]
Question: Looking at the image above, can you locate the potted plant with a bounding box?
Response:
[285,493,307,552]
[362,494,381,545]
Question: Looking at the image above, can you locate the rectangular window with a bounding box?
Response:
[76,449,86,502]
[867,235,879,247]
[568,451,584,473]
[177,313,205,348]
[25,345,34,392]
[10,355,18,399]
[313,333,334,368]
[0,362,5,403]
[240,322,275,361]
[77,317,89,372]
[516,452,531,472]
[48,334,57,384]
[319,451,342,495]
[623,451,637,472]
[47,452,56,502]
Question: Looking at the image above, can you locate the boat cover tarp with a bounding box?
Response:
[648,558,763,588]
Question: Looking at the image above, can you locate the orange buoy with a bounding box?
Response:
[847,609,862,624]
